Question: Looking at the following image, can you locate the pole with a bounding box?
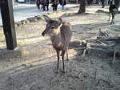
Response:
[0,0,17,50]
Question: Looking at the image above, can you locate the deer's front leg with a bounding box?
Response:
[56,50,60,71]
[66,48,69,61]
[61,50,65,73]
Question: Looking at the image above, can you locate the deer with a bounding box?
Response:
[42,15,72,73]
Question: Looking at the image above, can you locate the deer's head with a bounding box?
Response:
[42,15,62,36]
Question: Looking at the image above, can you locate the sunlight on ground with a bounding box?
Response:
[0,5,120,90]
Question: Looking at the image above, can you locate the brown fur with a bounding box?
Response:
[42,15,72,72]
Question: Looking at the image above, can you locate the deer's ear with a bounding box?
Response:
[43,15,51,22]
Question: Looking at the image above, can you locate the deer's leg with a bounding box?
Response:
[56,50,60,70]
[66,48,69,61]
[61,50,65,73]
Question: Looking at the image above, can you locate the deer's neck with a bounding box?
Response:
[50,25,62,44]
[50,33,62,45]
[49,24,63,49]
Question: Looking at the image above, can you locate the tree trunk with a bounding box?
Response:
[78,0,86,14]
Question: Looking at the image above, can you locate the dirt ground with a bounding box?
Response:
[0,5,120,90]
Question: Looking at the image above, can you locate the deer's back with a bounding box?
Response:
[60,22,72,49]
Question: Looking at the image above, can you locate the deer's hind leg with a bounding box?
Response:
[55,49,60,72]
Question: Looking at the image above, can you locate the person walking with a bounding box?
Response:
[36,0,41,9]
[101,0,105,8]
[42,0,49,11]
[51,0,59,11]
[59,0,66,10]
[95,0,100,4]
[87,0,93,5]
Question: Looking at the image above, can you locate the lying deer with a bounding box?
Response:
[42,15,72,73]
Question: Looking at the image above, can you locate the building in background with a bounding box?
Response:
[16,0,78,4]
[69,0,78,3]
[16,0,35,3]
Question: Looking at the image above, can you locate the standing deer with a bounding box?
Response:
[42,15,72,73]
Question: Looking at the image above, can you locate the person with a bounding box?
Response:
[101,0,105,8]
[59,0,66,10]
[36,0,41,9]
[108,0,114,5]
[87,0,93,5]
[51,0,59,11]
[42,0,49,11]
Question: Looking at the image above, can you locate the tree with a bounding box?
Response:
[78,0,86,14]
